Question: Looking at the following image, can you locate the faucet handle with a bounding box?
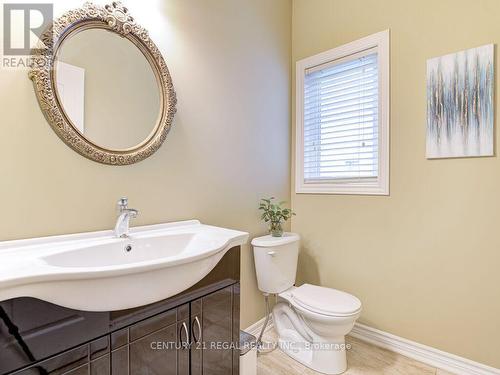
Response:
[117,197,128,210]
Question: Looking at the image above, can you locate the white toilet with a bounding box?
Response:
[252,233,361,375]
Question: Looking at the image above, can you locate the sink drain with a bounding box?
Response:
[125,244,132,252]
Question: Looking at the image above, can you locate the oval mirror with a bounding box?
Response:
[29,2,176,165]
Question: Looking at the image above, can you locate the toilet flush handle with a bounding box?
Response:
[267,250,276,256]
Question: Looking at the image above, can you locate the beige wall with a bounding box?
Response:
[292,0,500,368]
[0,0,291,328]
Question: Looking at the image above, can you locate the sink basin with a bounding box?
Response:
[42,233,197,268]
[0,220,248,311]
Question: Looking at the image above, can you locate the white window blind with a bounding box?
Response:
[303,49,379,183]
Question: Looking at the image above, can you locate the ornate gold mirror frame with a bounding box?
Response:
[29,2,177,165]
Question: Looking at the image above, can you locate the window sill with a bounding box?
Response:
[295,181,389,196]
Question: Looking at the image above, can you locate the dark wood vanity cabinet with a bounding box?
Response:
[191,286,238,375]
[111,303,189,375]
[0,247,241,375]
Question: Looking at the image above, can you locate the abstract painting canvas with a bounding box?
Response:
[426,44,494,158]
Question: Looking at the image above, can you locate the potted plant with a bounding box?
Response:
[259,197,295,237]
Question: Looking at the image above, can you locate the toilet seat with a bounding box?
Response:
[290,284,361,317]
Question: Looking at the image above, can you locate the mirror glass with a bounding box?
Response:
[55,28,161,150]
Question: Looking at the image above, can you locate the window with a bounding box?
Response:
[295,30,389,195]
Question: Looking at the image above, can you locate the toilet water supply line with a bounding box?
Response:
[256,293,275,354]
[257,294,314,355]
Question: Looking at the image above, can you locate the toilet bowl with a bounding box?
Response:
[252,233,361,375]
[274,285,361,374]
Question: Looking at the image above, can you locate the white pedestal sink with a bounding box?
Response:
[0,220,248,311]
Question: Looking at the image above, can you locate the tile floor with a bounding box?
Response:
[257,328,455,375]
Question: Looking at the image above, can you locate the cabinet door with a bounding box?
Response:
[12,336,111,375]
[0,298,109,375]
[110,303,189,375]
[191,285,237,375]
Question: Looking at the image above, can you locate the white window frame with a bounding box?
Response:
[295,30,390,195]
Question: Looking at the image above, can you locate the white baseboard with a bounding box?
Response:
[350,323,500,375]
[245,317,499,375]
[244,314,274,337]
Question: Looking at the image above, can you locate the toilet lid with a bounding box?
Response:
[291,284,362,317]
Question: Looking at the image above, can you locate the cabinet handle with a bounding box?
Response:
[192,316,201,343]
[179,322,190,349]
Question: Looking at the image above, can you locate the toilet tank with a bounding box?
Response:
[251,233,300,294]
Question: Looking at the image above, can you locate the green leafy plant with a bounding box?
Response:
[259,197,295,237]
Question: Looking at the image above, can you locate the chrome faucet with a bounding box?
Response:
[114,198,138,238]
